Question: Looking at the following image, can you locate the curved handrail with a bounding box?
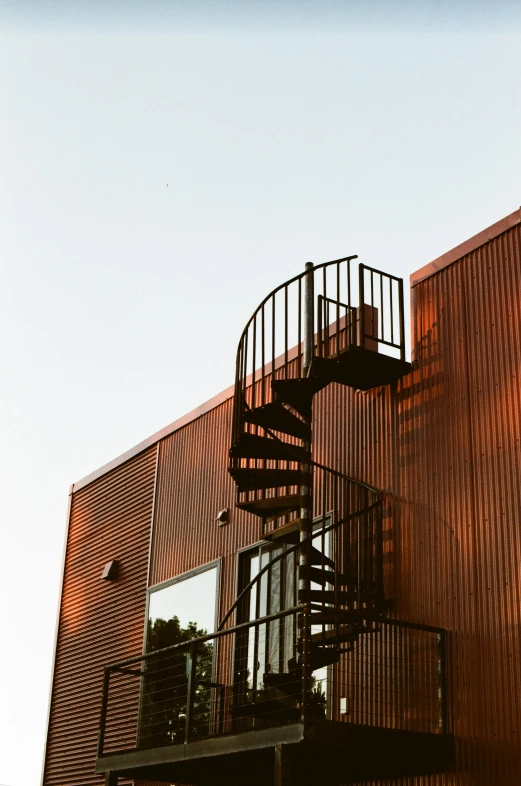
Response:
[235,255,358,351]
[217,498,381,631]
[219,461,383,631]
[311,460,381,498]
[230,254,362,444]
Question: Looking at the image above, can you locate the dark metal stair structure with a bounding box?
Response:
[227,257,411,737]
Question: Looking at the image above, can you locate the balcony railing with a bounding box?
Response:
[97,611,448,760]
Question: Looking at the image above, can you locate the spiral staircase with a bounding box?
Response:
[226,256,410,728]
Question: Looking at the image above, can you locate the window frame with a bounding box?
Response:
[144,558,222,655]
[137,559,222,747]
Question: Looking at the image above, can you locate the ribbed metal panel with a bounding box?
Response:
[149,397,264,622]
[43,447,158,786]
[316,221,520,785]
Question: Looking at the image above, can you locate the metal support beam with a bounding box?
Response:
[299,261,314,723]
[274,744,292,786]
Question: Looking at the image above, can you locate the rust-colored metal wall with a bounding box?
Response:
[313,221,521,784]
[42,447,158,786]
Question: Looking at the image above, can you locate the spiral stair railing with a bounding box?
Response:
[227,255,411,725]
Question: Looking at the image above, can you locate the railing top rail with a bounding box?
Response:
[102,604,445,675]
[105,605,303,672]
[360,263,403,283]
[310,460,382,498]
[236,254,358,353]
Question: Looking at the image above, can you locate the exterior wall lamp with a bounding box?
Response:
[216,509,229,526]
[101,560,119,581]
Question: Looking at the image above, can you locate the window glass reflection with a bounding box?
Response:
[147,566,218,652]
[140,565,218,747]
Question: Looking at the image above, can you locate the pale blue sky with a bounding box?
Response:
[1,4,520,784]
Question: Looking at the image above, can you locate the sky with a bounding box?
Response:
[0,3,520,785]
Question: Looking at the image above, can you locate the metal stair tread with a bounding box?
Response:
[300,565,350,587]
[310,625,358,646]
[311,348,411,391]
[229,467,303,492]
[271,378,328,418]
[309,644,340,670]
[308,589,354,604]
[243,402,311,440]
[309,547,335,569]
[236,494,301,520]
[230,432,309,463]
[262,518,301,544]
[309,605,378,624]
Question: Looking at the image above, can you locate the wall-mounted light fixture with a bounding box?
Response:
[216,509,229,526]
[101,560,119,581]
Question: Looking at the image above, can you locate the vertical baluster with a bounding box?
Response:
[261,304,265,406]
[358,264,365,349]
[390,277,395,346]
[253,587,261,694]
[323,267,329,357]
[251,317,256,412]
[298,278,302,374]
[97,667,111,758]
[243,331,249,416]
[336,262,340,356]
[284,285,288,377]
[318,295,323,357]
[356,510,362,612]
[347,258,353,346]
[375,499,384,610]
[272,294,276,388]
[322,467,327,624]
[379,272,384,343]
[438,630,448,734]
[185,642,197,742]
[398,277,405,361]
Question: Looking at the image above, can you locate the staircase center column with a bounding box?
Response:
[299,261,314,723]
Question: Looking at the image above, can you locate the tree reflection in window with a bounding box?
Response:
[139,566,218,748]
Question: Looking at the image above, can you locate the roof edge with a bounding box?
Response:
[411,206,521,287]
[72,381,236,493]
[71,338,303,493]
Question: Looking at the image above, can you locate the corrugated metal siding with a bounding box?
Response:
[319,222,521,785]
[43,447,158,786]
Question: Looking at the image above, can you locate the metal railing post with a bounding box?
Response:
[97,667,111,758]
[398,277,406,361]
[185,643,197,742]
[299,262,314,724]
[358,263,365,348]
[437,630,448,734]
[303,262,314,373]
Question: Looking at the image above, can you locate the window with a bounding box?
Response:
[140,562,219,746]
[235,519,332,717]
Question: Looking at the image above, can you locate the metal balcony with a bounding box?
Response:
[96,611,451,785]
